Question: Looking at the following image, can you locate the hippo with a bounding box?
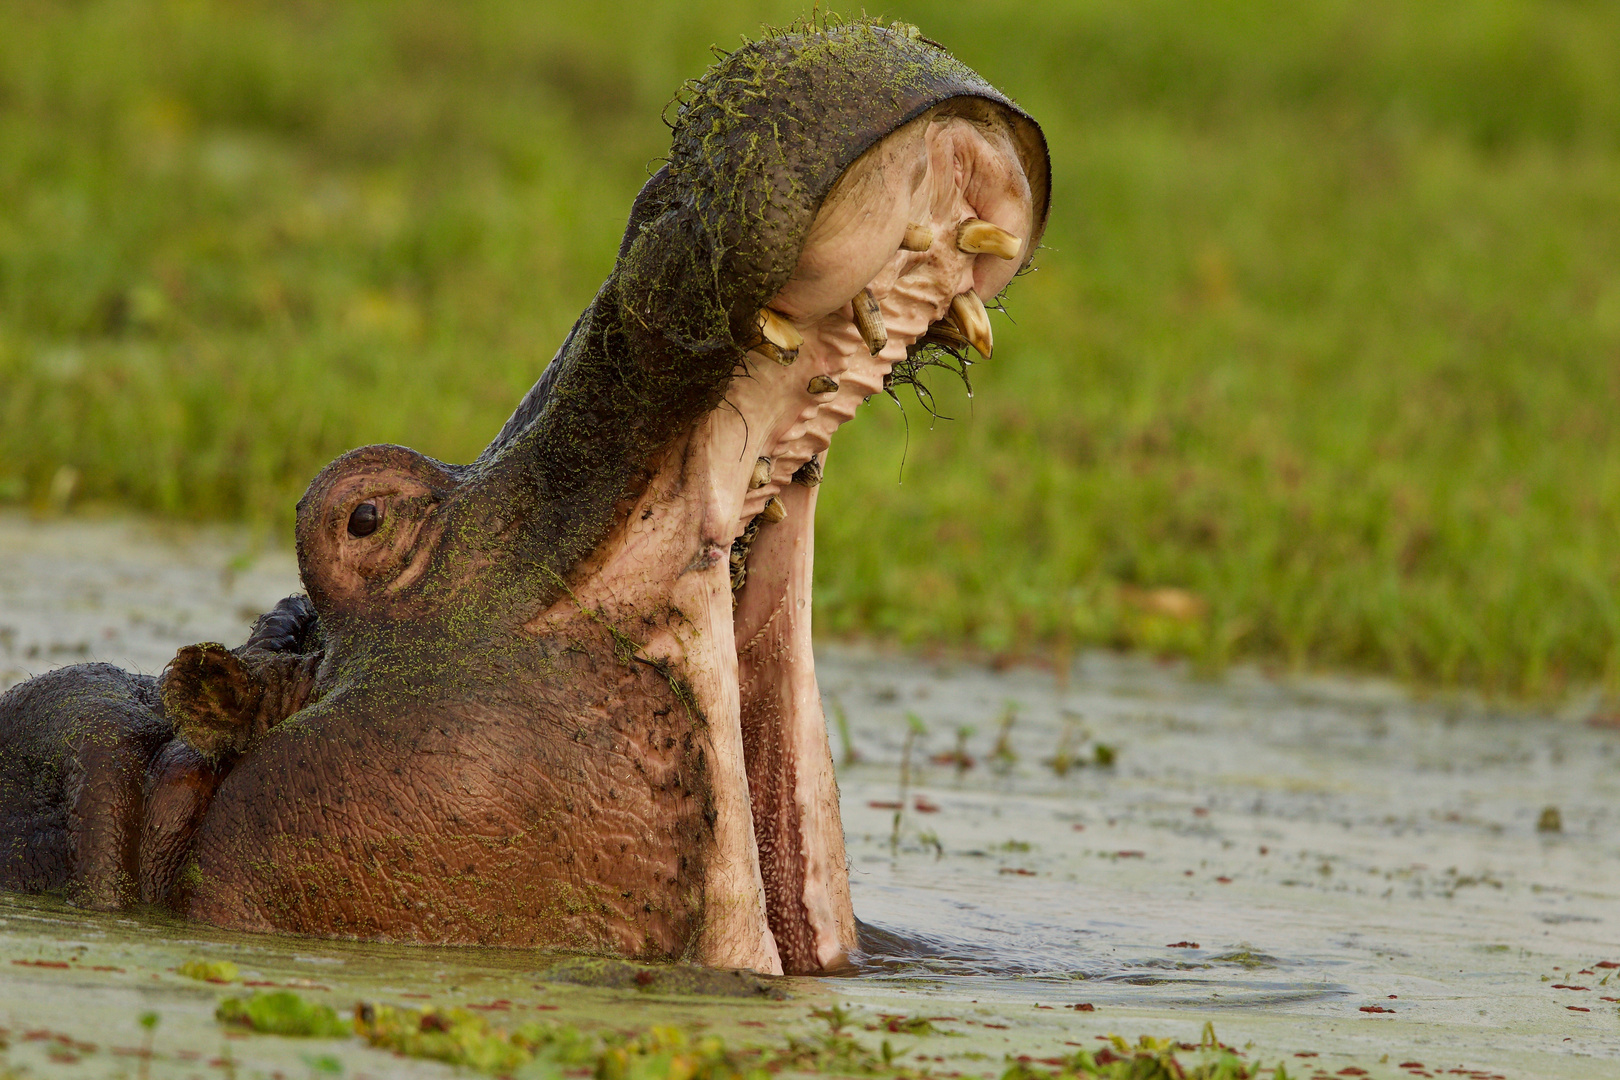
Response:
[0,20,1049,975]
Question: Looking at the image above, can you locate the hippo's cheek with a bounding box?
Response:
[184,682,711,954]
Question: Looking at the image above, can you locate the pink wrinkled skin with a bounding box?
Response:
[532,108,1036,974]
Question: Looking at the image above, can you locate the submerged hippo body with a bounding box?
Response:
[0,22,1049,975]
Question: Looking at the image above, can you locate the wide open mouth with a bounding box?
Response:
[724,101,1039,974]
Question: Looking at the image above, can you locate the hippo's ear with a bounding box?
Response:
[161,643,264,760]
[295,444,459,615]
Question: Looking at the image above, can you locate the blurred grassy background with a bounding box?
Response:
[3,0,1620,696]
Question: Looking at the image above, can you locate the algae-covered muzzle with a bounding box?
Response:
[0,20,1048,976]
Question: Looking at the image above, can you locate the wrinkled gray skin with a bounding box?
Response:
[0,22,1049,975]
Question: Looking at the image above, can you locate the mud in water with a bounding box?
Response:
[0,513,1616,1078]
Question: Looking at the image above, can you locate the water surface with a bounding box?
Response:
[1,515,1615,1078]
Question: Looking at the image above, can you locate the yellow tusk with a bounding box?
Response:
[750,457,772,489]
[956,218,1022,261]
[753,307,803,365]
[761,496,788,524]
[949,291,993,360]
[850,288,887,356]
[806,374,840,395]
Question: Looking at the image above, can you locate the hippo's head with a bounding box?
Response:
[183,21,1049,975]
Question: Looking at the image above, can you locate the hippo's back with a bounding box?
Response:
[0,664,169,901]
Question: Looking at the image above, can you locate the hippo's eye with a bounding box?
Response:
[347,502,382,537]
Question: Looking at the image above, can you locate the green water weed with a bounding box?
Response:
[1001,1026,1266,1080]
[216,991,349,1038]
[136,1011,160,1080]
[989,703,1019,772]
[1046,713,1084,776]
[357,1004,768,1080]
[831,696,858,766]
[939,725,972,777]
[301,1053,344,1078]
[891,713,927,852]
[178,958,240,983]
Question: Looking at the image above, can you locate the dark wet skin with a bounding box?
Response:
[0,22,1048,975]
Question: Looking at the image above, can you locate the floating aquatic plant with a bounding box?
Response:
[891,712,928,852]
[989,702,1019,771]
[1000,1025,1267,1080]
[216,991,349,1038]
[831,696,859,766]
[178,958,240,983]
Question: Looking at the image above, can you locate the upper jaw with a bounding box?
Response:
[730,110,1038,520]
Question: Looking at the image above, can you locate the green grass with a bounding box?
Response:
[4,0,1620,696]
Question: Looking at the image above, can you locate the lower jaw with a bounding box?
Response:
[557,421,855,974]
[733,479,856,974]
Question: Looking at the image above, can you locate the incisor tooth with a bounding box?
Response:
[806,374,840,395]
[921,315,969,350]
[851,288,887,356]
[957,218,1022,261]
[950,291,993,360]
[753,307,803,365]
[761,496,787,524]
[750,457,772,489]
[901,222,934,252]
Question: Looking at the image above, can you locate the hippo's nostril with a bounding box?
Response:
[347,502,382,537]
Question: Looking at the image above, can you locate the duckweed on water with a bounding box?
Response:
[226,993,958,1080]
[356,1004,603,1077]
[178,958,240,983]
[353,1000,917,1080]
[216,991,349,1037]
[1001,1029,1261,1080]
[1210,951,1276,970]
[207,985,1289,1080]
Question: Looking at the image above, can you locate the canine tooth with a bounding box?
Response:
[851,288,887,356]
[921,317,968,349]
[806,374,840,395]
[957,218,1022,260]
[901,222,934,251]
[754,307,800,362]
[754,307,802,365]
[750,457,772,489]
[758,307,802,349]
[761,496,787,523]
[755,342,797,366]
[950,291,993,360]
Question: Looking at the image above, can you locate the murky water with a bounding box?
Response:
[1,514,1616,1078]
